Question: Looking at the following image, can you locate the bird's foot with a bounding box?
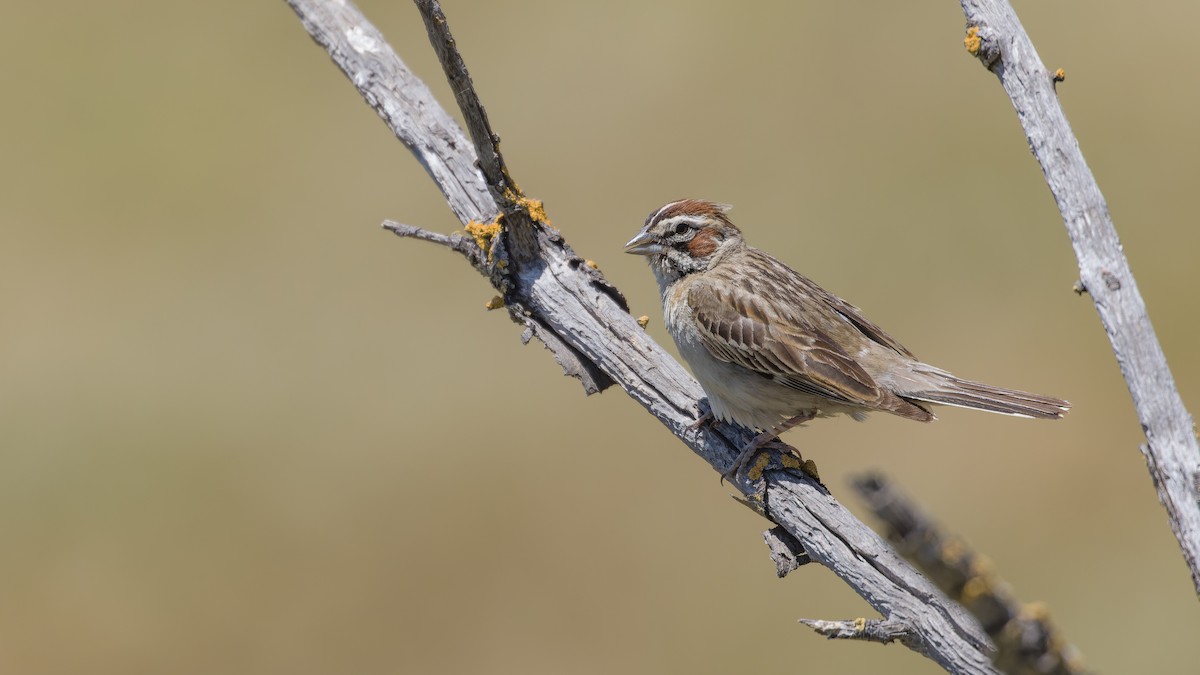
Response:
[688,410,714,431]
[721,431,776,484]
[720,413,815,484]
[688,402,714,431]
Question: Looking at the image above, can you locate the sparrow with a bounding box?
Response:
[624,199,1069,479]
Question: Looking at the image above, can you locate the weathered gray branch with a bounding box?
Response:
[799,618,916,646]
[853,473,1088,675]
[762,525,813,577]
[959,0,1200,596]
[284,0,493,225]
[284,0,1001,672]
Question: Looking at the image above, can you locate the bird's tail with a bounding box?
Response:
[904,373,1070,420]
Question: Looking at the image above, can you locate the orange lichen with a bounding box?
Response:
[941,537,966,565]
[747,452,772,481]
[1053,67,1066,86]
[964,26,982,55]
[465,219,501,250]
[636,315,650,328]
[517,196,550,224]
[1018,601,1050,622]
[484,295,505,311]
[801,458,820,481]
[465,218,503,261]
[497,187,551,226]
[968,553,994,578]
[962,574,992,602]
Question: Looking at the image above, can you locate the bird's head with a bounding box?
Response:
[624,199,744,284]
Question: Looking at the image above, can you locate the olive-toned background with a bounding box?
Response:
[3,1,1197,673]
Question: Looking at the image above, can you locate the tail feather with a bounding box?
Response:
[904,375,1070,420]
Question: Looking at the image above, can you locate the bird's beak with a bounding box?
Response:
[623,228,663,256]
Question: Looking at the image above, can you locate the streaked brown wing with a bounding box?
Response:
[782,268,917,359]
[687,280,884,405]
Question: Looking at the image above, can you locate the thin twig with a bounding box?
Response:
[382,221,458,248]
[959,0,1200,596]
[799,618,916,646]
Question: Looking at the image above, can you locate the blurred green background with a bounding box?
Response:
[2,1,1197,673]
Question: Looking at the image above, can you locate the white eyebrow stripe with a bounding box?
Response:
[649,200,684,226]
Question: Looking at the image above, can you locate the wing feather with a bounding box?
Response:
[687,280,884,406]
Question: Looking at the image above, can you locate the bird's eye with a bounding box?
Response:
[674,222,691,236]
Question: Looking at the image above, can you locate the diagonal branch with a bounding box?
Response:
[282,0,615,394]
[415,0,540,261]
[853,473,1088,675]
[959,0,1200,596]
[285,0,1002,672]
[283,0,494,225]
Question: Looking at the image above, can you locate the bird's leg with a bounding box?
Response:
[688,401,714,430]
[689,410,714,431]
[723,413,815,482]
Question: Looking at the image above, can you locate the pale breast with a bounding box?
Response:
[661,277,853,431]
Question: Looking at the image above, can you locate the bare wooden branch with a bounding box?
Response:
[959,0,1200,596]
[412,0,540,261]
[286,1,1002,672]
[382,221,469,251]
[283,0,619,394]
[283,0,493,225]
[762,525,813,577]
[799,618,916,646]
[853,473,1088,675]
[765,472,993,670]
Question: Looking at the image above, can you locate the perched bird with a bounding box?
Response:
[624,199,1069,479]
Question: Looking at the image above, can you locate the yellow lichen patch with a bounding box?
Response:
[962,574,992,603]
[1053,67,1066,82]
[1018,601,1049,622]
[636,315,650,328]
[747,452,772,481]
[964,26,982,55]
[517,196,550,224]
[584,259,598,269]
[484,295,505,310]
[853,617,867,633]
[801,458,820,481]
[968,553,994,578]
[941,537,966,565]
[465,218,503,257]
[780,454,802,470]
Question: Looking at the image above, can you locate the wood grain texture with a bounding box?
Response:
[960,0,1200,597]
